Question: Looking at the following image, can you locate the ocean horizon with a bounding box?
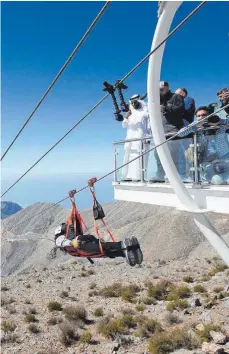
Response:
[1,173,114,211]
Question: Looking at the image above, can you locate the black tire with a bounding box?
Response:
[131,237,143,264]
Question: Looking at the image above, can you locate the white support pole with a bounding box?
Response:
[147,1,229,266]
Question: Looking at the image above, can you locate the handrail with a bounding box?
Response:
[113,125,229,145]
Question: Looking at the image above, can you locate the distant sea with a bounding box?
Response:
[1,173,114,211]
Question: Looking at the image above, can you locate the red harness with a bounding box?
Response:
[64,180,115,260]
[64,198,105,259]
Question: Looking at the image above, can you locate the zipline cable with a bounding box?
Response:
[4,102,228,234]
[1,1,206,198]
[1,1,111,162]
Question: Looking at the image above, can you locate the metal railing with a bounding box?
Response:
[113,128,229,186]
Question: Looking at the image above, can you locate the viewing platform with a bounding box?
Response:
[112,133,229,215]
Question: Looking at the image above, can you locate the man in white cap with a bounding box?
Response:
[121,94,151,181]
[151,81,185,182]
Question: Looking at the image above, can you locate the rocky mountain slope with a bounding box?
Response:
[1,201,229,354]
[1,201,229,276]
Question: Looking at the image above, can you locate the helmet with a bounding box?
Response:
[54,223,67,240]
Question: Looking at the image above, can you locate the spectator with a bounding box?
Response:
[121,95,151,182]
[217,88,229,115]
[151,81,185,182]
[178,106,229,185]
[175,88,195,125]
[175,88,195,182]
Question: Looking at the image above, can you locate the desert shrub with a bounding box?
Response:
[166,285,191,301]
[87,269,95,275]
[142,297,157,305]
[47,301,62,312]
[28,324,40,333]
[164,312,182,325]
[182,276,194,283]
[213,286,224,293]
[94,307,104,317]
[136,304,146,312]
[121,284,140,302]
[195,324,221,343]
[47,317,58,326]
[97,317,126,339]
[166,299,189,312]
[63,306,87,323]
[60,291,69,298]
[43,267,48,271]
[99,283,139,302]
[79,330,92,344]
[122,307,135,315]
[99,282,122,298]
[147,280,172,300]
[24,314,38,323]
[148,327,199,354]
[135,316,162,338]
[208,264,228,276]
[59,321,79,346]
[219,291,229,298]
[119,315,136,329]
[25,284,31,289]
[2,320,16,332]
[1,285,9,291]
[213,256,220,262]
[193,284,206,293]
[200,275,211,282]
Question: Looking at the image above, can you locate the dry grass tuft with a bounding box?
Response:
[148,327,199,354]
[63,306,87,323]
[47,301,63,312]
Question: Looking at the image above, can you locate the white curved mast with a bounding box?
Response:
[147,1,229,265]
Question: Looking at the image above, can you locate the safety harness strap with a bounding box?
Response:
[66,189,104,256]
[88,177,116,244]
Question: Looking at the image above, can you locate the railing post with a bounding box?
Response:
[193,132,200,185]
[140,141,144,182]
[113,144,118,182]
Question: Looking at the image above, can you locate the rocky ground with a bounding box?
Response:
[1,256,229,354]
[1,201,229,353]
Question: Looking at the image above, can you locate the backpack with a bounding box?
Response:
[93,198,105,220]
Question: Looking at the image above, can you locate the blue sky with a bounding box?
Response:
[1,1,229,209]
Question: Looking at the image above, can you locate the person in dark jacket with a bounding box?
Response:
[160,81,185,135]
[151,81,185,182]
[175,88,196,181]
[175,88,195,125]
[217,88,229,115]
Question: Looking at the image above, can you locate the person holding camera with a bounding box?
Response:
[178,106,229,184]
[151,81,185,182]
[121,95,151,181]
